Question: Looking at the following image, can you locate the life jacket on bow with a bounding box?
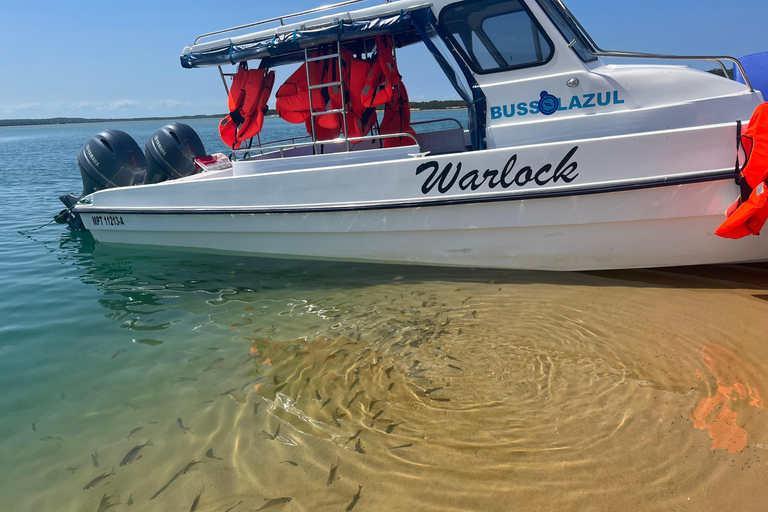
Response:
[361,35,402,109]
[715,102,768,239]
[219,64,275,149]
[380,81,417,148]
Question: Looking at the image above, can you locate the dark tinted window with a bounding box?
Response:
[441,0,553,74]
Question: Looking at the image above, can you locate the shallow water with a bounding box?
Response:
[1,116,767,511]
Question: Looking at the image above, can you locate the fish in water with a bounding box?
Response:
[40,435,64,441]
[354,438,365,454]
[346,485,363,512]
[385,367,394,379]
[188,485,205,512]
[331,408,347,427]
[92,452,100,467]
[315,389,322,401]
[112,349,127,359]
[223,501,243,512]
[177,418,193,434]
[386,422,403,434]
[371,411,383,421]
[327,457,341,485]
[83,468,115,490]
[253,402,260,415]
[389,443,413,450]
[388,383,394,392]
[303,377,311,388]
[66,465,80,474]
[367,399,379,412]
[256,497,292,511]
[448,364,463,371]
[205,448,223,461]
[32,420,38,432]
[120,440,153,466]
[346,429,362,445]
[126,427,143,439]
[346,390,364,408]
[321,398,331,409]
[260,430,275,440]
[349,377,360,390]
[281,460,298,467]
[96,491,121,512]
[203,358,225,371]
[127,493,134,505]
[182,460,203,474]
[150,460,203,500]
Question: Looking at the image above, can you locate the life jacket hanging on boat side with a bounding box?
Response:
[219,63,276,149]
[716,102,768,239]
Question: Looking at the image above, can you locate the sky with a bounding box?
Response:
[0,0,766,120]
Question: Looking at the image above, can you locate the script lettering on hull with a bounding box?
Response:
[416,146,579,195]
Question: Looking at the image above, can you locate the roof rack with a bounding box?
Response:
[194,0,391,45]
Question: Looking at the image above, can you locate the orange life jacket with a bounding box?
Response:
[380,82,417,148]
[276,47,345,132]
[219,66,275,149]
[715,102,768,238]
[361,35,402,109]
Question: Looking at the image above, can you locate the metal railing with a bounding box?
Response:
[194,0,386,45]
[584,50,753,91]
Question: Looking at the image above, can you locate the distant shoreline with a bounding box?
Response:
[0,101,467,128]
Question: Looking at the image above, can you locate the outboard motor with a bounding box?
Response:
[58,130,148,231]
[144,123,206,184]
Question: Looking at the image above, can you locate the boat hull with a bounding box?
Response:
[78,179,768,271]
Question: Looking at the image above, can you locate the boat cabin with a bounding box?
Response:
[181,0,760,175]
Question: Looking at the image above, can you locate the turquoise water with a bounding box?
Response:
[2,114,768,511]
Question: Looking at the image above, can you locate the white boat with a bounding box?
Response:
[67,0,768,271]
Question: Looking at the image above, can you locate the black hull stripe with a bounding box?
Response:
[77,172,734,216]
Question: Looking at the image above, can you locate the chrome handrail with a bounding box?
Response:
[584,50,753,91]
[233,132,420,159]
[194,0,372,44]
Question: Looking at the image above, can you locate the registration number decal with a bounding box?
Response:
[91,215,125,227]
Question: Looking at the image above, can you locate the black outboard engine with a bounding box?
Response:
[144,123,206,184]
[58,130,148,231]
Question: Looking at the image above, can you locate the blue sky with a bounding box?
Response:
[0,0,765,119]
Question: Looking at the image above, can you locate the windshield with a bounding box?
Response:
[535,0,597,63]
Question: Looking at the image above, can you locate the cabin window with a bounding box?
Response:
[440,0,554,74]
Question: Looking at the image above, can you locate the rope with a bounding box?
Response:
[18,204,76,235]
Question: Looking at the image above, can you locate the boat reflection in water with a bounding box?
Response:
[22,230,764,512]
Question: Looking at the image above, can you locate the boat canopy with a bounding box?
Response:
[181,5,430,69]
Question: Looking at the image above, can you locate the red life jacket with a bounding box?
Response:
[380,82,417,148]
[276,47,345,132]
[715,102,768,238]
[219,66,275,149]
[361,35,402,109]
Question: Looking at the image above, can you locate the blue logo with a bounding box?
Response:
[490,90,625,120]
[538,91,559,116]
